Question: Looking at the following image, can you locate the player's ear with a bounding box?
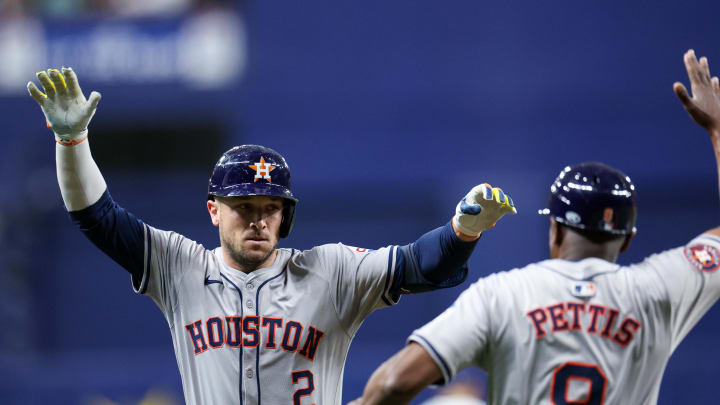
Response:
[619,232,634,253]
[207,199,220,227]
[548,218,562,259]
[550,218,564,247]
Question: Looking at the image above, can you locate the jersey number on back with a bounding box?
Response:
[291,370,315,405]
[551,362,607,405]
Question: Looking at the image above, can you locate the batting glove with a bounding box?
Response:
[452,183,517,239]
[27,67,101,146]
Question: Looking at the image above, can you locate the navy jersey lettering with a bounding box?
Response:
[298,326,326,361]
[242,316,260,347]
[185,320,208,355]
[262,317,283,349]
[282,321,303,353]
[526,302,641,347]
[183,316,327,362]
[226,316,242,347]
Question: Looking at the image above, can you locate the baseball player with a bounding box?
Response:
[349,49,720,405]
[26,69,516,404]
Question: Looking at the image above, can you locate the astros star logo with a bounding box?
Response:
[694,249,713,265]
[249,156,276,183]
[684,243,720,272]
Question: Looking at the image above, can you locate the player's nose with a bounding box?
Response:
[249,215,267,230]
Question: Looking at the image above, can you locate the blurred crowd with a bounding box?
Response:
[0,0,234,18]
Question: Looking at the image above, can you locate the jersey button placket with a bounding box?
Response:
[240,291,258,403]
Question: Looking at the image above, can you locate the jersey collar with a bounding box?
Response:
[214,248,291,287]
[537,257,621,281]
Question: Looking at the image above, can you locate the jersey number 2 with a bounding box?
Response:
[291,370,315,405]
[551,362,607,405]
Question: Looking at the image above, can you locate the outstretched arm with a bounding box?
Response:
[674,50,720,237]
[394,184,516,294]
[347,343,441,405]
[28,69,147,284]
[28,68,105,211]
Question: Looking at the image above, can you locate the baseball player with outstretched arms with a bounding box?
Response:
[27,69,516,404]
[349,49,720,405]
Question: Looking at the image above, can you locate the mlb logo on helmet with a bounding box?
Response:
[543,162,637,235]
[684,243,720,272]
[565,211,581,224]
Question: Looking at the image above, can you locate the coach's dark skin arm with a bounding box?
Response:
[347,343,442,405]
[674,49,720,238]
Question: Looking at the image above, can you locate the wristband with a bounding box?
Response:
[452,218,482,241]
[55,129,89,147]
[55,135,88,146]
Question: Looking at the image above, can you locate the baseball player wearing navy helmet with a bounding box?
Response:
[350,49,720,405]
[28,68,517,404]
[541,162,637,236]
[207,145,298,238]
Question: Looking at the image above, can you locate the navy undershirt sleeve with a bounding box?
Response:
[391,222,478,295]
[68,189,147,288]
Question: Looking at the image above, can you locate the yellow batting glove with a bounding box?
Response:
[452,183,517,239]
[27,67,101,146]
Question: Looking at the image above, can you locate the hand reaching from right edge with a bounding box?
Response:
[674,50,720,135]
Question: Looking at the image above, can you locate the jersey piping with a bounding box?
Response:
[254,267,287,405]
[131,223,152,295]
[382,246,399,306]
[409,333,452,384]
[220,272,245,405]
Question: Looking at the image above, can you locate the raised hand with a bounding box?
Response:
[27,68,101,144]
[674,50,720,134]
[452,183,517,240]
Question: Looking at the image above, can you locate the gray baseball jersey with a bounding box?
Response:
[134,225,399,405]
[410,234,720,404]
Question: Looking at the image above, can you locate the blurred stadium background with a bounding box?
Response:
[1,0,719,403]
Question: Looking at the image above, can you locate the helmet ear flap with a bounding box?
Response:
[279,202,296,238]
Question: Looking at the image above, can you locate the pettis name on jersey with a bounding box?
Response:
[526,301,641,347]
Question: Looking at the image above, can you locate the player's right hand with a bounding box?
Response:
[674,49,720,134]
[452,183,517,240]
[27,68,101,144]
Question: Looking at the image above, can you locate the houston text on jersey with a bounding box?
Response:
[185,316,326,360]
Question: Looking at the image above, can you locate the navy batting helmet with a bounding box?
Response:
[208,145,297,238]
[539,162,637,235]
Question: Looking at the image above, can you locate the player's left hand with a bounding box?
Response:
[453,183,517,240]
[674,49,720,134]
[27,67,101,143]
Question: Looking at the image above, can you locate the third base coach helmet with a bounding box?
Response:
[208,145,297,238]
[539,162,637,235]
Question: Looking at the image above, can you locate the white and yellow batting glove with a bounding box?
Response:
[27,67,101,146]
[452,183,517,239]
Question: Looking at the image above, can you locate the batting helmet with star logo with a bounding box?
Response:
[208,144,297,238]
